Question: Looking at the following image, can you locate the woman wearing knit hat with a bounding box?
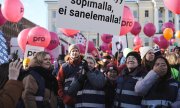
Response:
[114,52,147,108]
[140,46,155,72]
[135,56,180,107]
[104,63,118,108]
[67,54,107,108]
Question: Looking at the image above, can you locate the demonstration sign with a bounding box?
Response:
[112,35,127,55]
[56,0,125,35]
[24,45,45,59]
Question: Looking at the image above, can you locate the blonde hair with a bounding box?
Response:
[165,52,178,65]
[29,51,50,67]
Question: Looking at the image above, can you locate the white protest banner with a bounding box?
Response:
[112,35,127,55]
[56,0,125,35]
[24,45,45,59]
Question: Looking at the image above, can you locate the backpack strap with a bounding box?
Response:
[29,70,45,107]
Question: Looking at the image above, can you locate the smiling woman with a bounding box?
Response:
[113,51,147,108]
[22,51,58,108]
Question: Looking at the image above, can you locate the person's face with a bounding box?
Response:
[107,70,118,80]
[175,49,179,54]
[70,48,80,60]
[87,58,95,71]
[154,58,168,76]
[145,50,155,62]
[126,56,138,71]
[41,54,51,69]
[118,52,123,58]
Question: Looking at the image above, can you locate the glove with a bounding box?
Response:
[8,60,22,80]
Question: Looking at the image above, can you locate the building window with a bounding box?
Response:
[52,11,56,18]
[133,10,138,18]
[52,24,56,32]
[92,39,96,46]
[159,20,163,33]
[169,11,172,17]
[144,38,149,46]
[145,10,149,17]
[158,9,163,18]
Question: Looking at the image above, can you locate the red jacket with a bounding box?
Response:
[57,55,83,105]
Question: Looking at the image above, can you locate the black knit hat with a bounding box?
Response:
[126,51,141,65]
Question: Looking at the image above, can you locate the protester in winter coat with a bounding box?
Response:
[104,63,118,108]
[0,60,23,108]
[22,51,58,108]
[166,52,180,81]
[174,46,180,57]
[57,44,86,108]
[140,46,155,72]
[52,54,65,77]
[135,56,180,108]
[67,54,107,108]
[0,63,9,89]
[114,52,147,108]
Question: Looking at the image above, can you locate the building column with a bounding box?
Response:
[154,7,159,33]
[175,14,179,30]
[165,8,169,22]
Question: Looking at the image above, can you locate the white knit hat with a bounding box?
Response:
[139,46,153,59]
[68,44,79,53]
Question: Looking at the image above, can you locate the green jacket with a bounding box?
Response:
[171,68,180,82]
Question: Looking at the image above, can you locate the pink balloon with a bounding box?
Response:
[134,36,142,46]
[76,44,85,54]
[161,22,175,33]
[120,6,134,36]
[152,36,159,44]
[130,21,141,35]
[106,49,112,55]
[87,41,95,53]
[100,43,110,52]
[46,32,60,50]
[170,38,176,44]
[158,35,169,49]
[164,0,180,14]
[17,28,31,51]
[59,28,80,38]
[101,34,113,43]
[1,0,24,22]
[28,26,51,47]
[143,23,156,37]
[169,38,176,45]
[0,6,6,26]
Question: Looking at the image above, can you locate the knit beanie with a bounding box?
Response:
[68,44,79,54]
[126,51,141,65]
[139,46,153,59]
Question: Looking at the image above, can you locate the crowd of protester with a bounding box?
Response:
[0,45,180,108]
